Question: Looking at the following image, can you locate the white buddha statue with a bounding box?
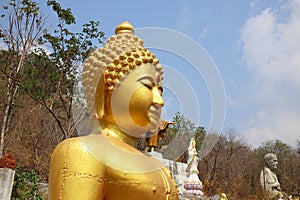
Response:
[183,137,203,196]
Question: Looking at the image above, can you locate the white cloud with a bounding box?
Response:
[240,0,300,147]
[198,26,210,41]
[176,0,191,30]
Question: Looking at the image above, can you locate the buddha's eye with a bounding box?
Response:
[139,77,155,91]
[142,83,153,90]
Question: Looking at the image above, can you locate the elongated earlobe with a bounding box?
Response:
[95,76,105,120]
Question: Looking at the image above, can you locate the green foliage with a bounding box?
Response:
[31,0,105,104]
[13,0,105,138]
[1,0,105,104]
[255,139,293,160]
[47,0,75,25]
[166,112,206,149]
[21,49,58,101]
[11,168,43,200]
[42,0,104,62]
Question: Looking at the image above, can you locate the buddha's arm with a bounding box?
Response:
[48,138,106,200]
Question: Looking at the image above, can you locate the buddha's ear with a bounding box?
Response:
[95,75,105,120]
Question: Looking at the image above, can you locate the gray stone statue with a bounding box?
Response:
[260,153,282,199]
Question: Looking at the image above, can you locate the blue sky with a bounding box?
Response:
[1,0,300,148]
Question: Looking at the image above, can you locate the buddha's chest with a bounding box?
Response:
[103,167,178,200]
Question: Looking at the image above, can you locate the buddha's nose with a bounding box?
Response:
[153,87,164,107]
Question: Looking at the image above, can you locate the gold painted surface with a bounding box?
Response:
[49,134,178,199]
[115,21,134,34]
[48,21,179,200]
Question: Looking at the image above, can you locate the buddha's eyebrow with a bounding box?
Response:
[138,76,155,84]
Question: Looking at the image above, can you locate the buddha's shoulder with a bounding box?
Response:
[50,135,107,178]
[52,136,83,154]
[51,134,107,167]
[51,134,103,160]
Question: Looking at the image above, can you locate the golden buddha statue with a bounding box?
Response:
[48,21,179,200]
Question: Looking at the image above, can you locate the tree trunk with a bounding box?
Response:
[0,78,17,157]
[0,105,10,158]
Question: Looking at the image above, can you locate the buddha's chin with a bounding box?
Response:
[113,111,160,137]
[118,121,153,138]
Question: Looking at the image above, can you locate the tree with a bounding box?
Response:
[199,131,256,198]
[21,0,105,140]
[20,0,104,139]
[0,0,105,178]
[0,0,46,157]
[0,0,105,152]
[255,139,293,160]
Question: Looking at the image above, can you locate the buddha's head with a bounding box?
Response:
[264,153,278,170]
[82,21,164,137]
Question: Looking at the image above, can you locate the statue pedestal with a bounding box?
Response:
[0,168,15,200]
[180,194,210,200]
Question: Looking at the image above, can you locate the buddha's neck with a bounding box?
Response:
[100,121,138,147]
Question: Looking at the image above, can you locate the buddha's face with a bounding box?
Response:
[106,63,164,137]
